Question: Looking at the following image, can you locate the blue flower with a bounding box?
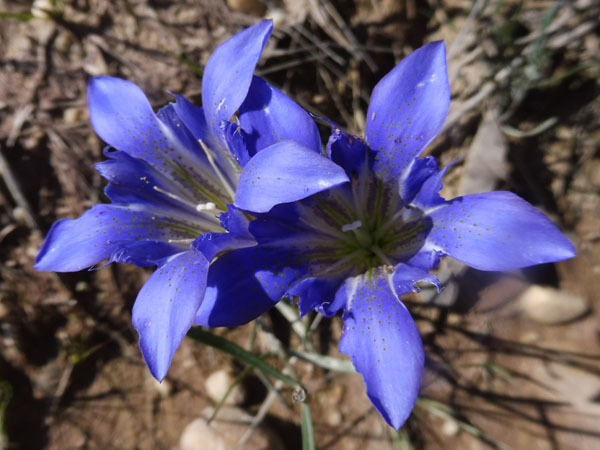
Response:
[205,41,576,428]
[34,20,337,381]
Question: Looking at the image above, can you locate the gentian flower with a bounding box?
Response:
[203,41,576,428]
[34,20,335,381]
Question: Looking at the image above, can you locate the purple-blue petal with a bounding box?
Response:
[288,276,344,317]
[132,250,208,381]
[326,127,370,176]
[192,231,256,261]
[88,77,169,169]
[95,150,198,218]
[392,262,440,296]
[425,191,576,270]
[194,246,307,327]
[240,76,321,155]
[339,272,424,429]
[399,156,439,205]
[192,207,256,261]
[170,94,213,145]
[404,249,442,272]
[411,160,457,209]
[366,42,450,182]
[156,103,208,163]
[235,141,350,213]
[88,78,218,191]
[34,205,186,272]
[316,276,358,318]
[221,120,251,166]
[219,205,253,238]
[202,20,273,139]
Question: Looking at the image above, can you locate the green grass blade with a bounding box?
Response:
[0,11,34,20]
[291,349,356,373]
[187,327,299,388]
[300,403,316,450]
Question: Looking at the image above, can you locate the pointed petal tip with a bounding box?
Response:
[87,76,132,98]
[339,274,424,431]
[235,141,349,213]
[132,251,209,385]
[426,191,577,271]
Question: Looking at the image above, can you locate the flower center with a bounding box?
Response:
[298,176,430,276]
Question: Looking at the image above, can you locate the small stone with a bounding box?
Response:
[205,407,283,450]
[146,371,172,397]
[63,107,85,124]
[31,0,55,19]
[441,418,460,436]
[266,8,286,28]
[74,281,90,292]
[326,409,342,426]
[518,286,588,325]
[205,370,246,406]
[180,407,283,450]
[180,417,226,450]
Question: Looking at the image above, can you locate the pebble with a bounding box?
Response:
[146,371,172,398]
[180,417,226,450]
[441,418,460,436]
[179,407,283,450]
[517,285,588,325]
[205,369,246,406]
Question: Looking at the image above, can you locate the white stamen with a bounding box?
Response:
[167,238,194,244]
[199,139,236,199]
[342,220,362,232]
[153,185,198,210]
[196,202,216,212]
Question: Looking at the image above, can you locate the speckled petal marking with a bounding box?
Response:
[339,271,424,430]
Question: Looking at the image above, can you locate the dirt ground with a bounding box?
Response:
[0,0,599,449]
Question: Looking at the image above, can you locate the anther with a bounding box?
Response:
[196,202,216,212]
[342,220,362,232]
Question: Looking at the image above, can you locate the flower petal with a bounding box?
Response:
[221,120,251,166]
[34,205,191,272]
[194,246,307,327]
[288,276,344,317]
[399,156,439,205]
[192,206,256,261]
[339,272,424,429]
[132,251,208,380]
[410,159,458,210]
[240,76,321,155]
[88,77,169,168]
[202,20,273,138]
[326,127,370,176]
[235,141,349,213]
[425,191,576,270]
[392,263,440,296]
[96,151,198,218]
[88,77,226,201]
[365,42,450,182]
[170,94,212,144]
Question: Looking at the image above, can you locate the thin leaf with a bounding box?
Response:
[291,349,356,373]
[187,327,300,388]
[300,403,316,450]
[0,11,34,20]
